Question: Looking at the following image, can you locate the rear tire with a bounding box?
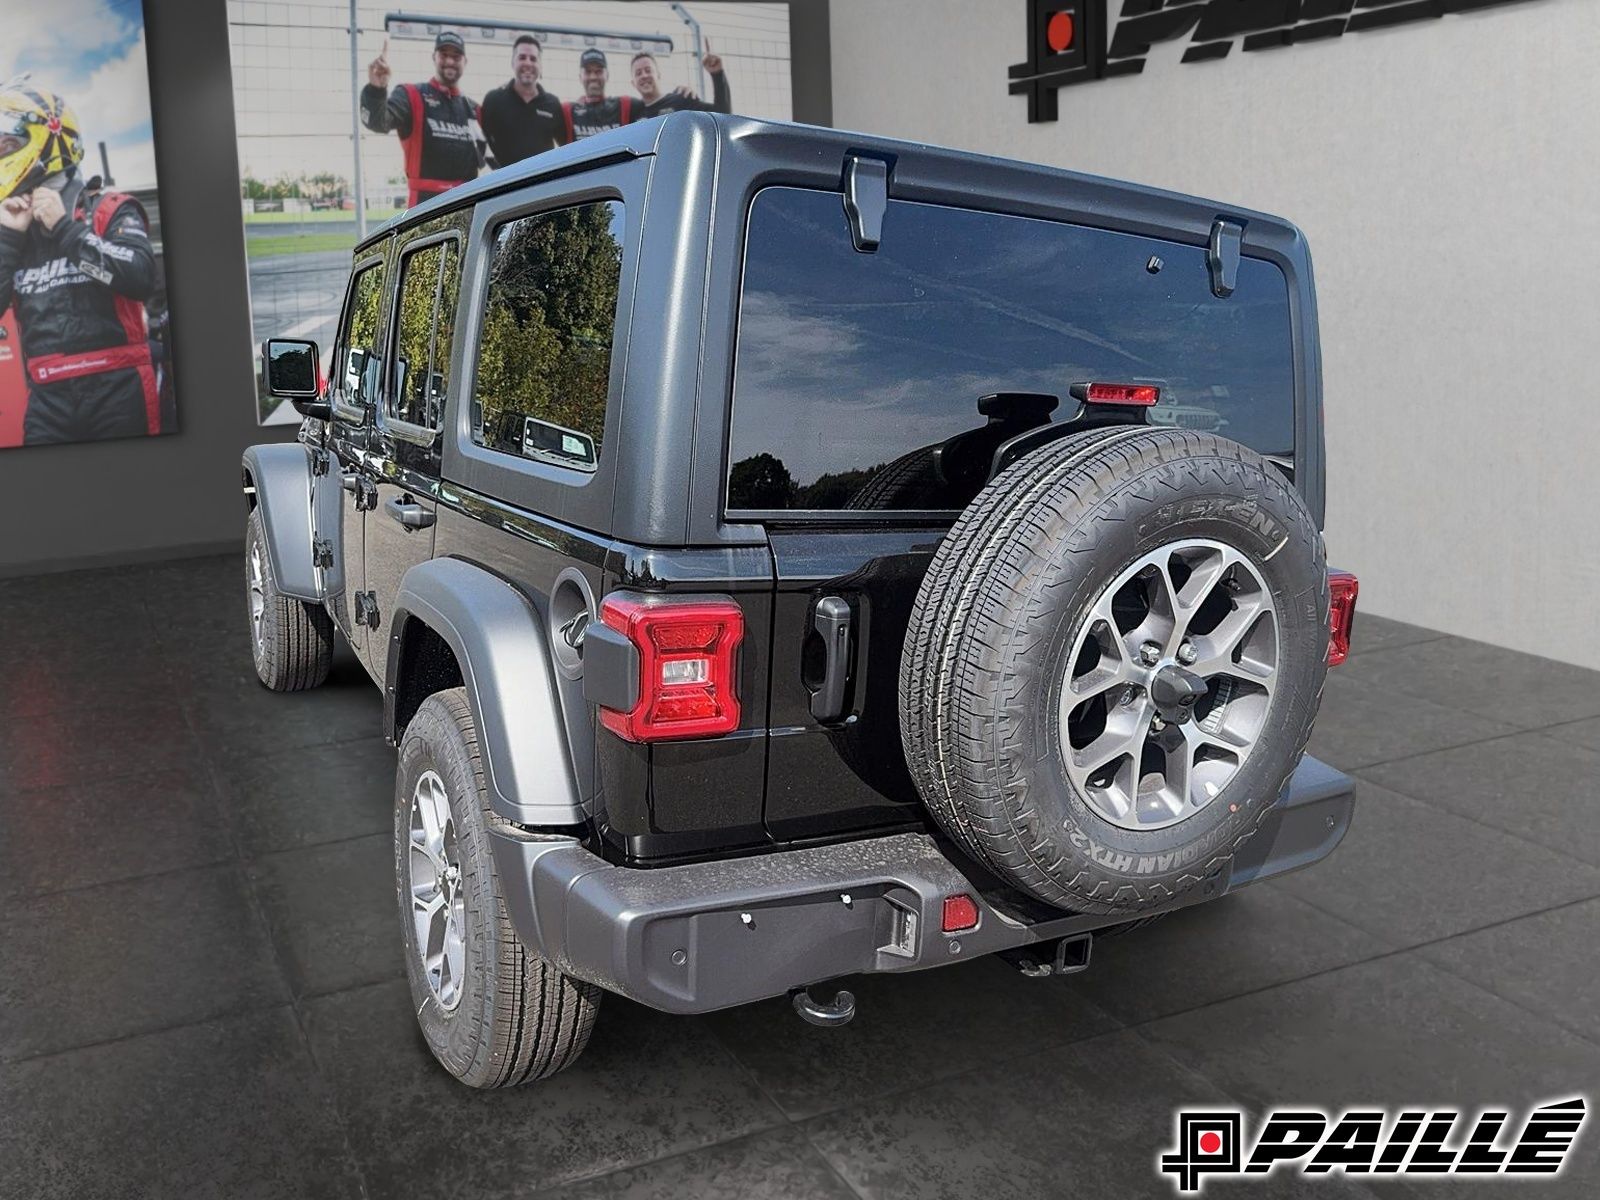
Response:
[395,688,599,1088]
[246,508,333,692]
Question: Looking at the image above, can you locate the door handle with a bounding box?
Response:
[810,596,853,722]
[385,495,436,530]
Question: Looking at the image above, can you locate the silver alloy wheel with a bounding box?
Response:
[408,769,467,1011]
[248,542,266,655]
[1058,538,1279,832]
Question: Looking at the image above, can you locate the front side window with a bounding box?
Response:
[727,188,1298,512]
[334,260,386,413]
[470,200,625,472]
[389,238,460,431]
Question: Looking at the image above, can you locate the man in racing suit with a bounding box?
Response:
[562,49,638,141]
[361,31,483,207]
[0,86,159,445]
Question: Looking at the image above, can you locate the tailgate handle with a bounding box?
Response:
[810,596,854,722]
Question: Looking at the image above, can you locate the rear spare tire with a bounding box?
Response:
[900,426,1328,915]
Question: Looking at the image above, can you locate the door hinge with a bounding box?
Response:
[312,537,334,570]
[1208,217,1245,299]
[342,473,379,511]
[843,153,890,253]
[354,590,380,629]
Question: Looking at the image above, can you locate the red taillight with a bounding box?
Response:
[1327,570,1359,667]
[941,894,980,933]
[597,596,744,742]
[1078,382,1161,407]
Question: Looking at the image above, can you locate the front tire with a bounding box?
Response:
[395,688,599,1088]
[246,508,333,691]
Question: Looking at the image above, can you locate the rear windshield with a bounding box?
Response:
[727,187,1296,513]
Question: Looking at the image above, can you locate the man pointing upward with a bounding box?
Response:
[361,32,483,207]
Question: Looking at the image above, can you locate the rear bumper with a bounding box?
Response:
[490,755,1354,1015]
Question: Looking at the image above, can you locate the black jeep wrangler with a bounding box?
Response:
[244,113,1359,1089]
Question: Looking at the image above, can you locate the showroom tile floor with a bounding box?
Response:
[2,554,1598,1198]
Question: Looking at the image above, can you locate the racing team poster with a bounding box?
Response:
[228,0,794,425]
[0,0,177,450]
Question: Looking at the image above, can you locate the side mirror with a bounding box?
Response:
[262,338,331,419]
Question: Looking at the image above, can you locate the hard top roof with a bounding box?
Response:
[355,111,1300,255]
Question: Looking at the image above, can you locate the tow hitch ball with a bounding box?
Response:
[791,986,857,1027]
[1000,932,1094,979]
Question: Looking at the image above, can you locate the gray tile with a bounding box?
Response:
[0,1007,363,1200]
[1360,731,1600,867]
[248,833,403,998]
[222,736,395,856]
[1137,955,1600,1197]
[179,652,382,757]
[303,980,786,1197]
[0,864,288,1060]
[1307,672,1519,772]
[1346,613,1448,657]
[0,568,131,640]
[1338,637,1600,730]
[538,1126,857,1200]
[706,952,1121,1120]
[1271,783,1600,946]
[0,698,202,791]
[1073,887,1390,1025]
[804,1029,1376,1200]
[1544,715,1600,755]
[0,636,181,722]
[1418,898,1600,1048]
[0,767,234,900]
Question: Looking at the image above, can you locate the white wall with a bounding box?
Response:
[830,0,1600,667]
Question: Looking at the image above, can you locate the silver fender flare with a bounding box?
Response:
[387,557,584,827]
[242,443,319,601]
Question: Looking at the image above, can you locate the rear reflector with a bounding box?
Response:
[598,596,744,742]
[1074,381,1161,407]
[1328,570,1359,667]
[941,894,980,933]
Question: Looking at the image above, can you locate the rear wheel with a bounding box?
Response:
[396,688,599,1088]
[901,427,1328,915]
[246,509,333,691]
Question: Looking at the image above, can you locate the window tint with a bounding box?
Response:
[727,188,1297,512]
[389,239,459,431]
[470,200,625,472]
[334,260,385,413]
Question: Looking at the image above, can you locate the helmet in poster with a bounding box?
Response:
[0,85,85,200]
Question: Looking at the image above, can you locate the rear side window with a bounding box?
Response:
[727,188,1297,512]
[389,238,460,431]
[333,260,386,413]
[470,200,626,473]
